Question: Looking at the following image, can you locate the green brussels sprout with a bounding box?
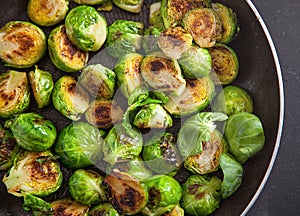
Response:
[211,85,253,116]
[142,25,164,54]
[28,66,54,109]
[113,0,144,13]
[105,20,144,58]
[23,194,53,215]
[2,150,63,197]
[181,175,221,216]
[89,202,120,216]
[208,43,239,85]
[0,70,30,118]
[178,46,212,78]
[114,52,144,98]
[78,64,116,99]
[224,112,265,164]
[0,125,20,171]
[163,76,215,117]
[149,1,164,27]
[140,52,186,96]
[183,8,222,48]
[161,0,212,28]
[0,21,46,68]
[48,25,89,73]
[52,76,90,121]
[51,199,89,215]
[69,169,107,205]
[74,0,108,5]
[103,123,143,165]
[142,132,181,175]
[65,5,108,52]
[5,112,57,152]
[55,122,104,169]
[103,170,148,215]
[27,0,69,26]
[212,3,239,44]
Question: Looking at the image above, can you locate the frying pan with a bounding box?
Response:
[0,0,284,215]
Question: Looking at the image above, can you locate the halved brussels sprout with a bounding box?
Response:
[52,76,90,121]
[113,0,144,13]
[140,52,186,96]
[183,8,222,48]
[5,112,57,152]
[51,199,89,215]
[48,25,89,72]
[74,0,108,5]
[28,66,54,109]
[89,203,120,216]
[149,1,163,26]
[164,76,214,117]
[27,0,69,26]
[0,70,30,118]
[208,43,239,85]
[65,5,108,52]
[2,150,62,197]
[0,21,46,68]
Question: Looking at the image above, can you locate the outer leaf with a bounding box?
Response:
[23,194,53,216]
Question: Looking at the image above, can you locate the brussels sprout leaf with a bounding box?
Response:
[23,194,53,216]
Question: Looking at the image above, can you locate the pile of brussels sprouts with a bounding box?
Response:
[0,0,266,215]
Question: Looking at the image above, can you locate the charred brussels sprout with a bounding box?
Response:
[113,0,144,13]
[48,25,89,72]
[89,203,120,216]
[5,113,57,152]
[52,76,90,121]
[28,66,54,109]
[55,122,104,169]
[208,43,239,85]
[65,5,108,52]
[51,199,89,215]
[27,0,69,26]
[74,0,108,5]
[2,150,62,197]
[0,70,30,118]
[0,21,46,68]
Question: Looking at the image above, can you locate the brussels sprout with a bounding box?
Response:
[89,203,120,216]
[163,205,184,216]
[114,52,144,98]
[69,169,106,205]
[224,112,265,164]
[55,122,104,169]
[0,125,20,171]
[211,85,253,116]
[0,70,30,118]
[183,8,222,48]
[178,46,212,78]
[51,199,89,215]
[113,0,144,13]
[103,170,148,215]
[142,132,181,175]
[28,66,54,109]
[5,113,57,152]
[65,5,108,52]
[140,52,186,96]
[0,21,46,68]
[74,0,108,5]
[212,3,239,44]
[208,43,239,85]
[27,0,69,26]
[181,175,221,216]
[163,76,215,117]
[105,20,144,58]
[52,76,90,121]
[161,0,212,28]
[48,25,89,73]
[149,1,164,27]
[23,194,53,215]
[142,25,164,54]
[2,150,62,197]
[103,123,143,165]
[78,64,116,99]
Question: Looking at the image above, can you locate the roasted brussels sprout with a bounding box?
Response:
[142,25,164,54]
[52,76,90,121]
[0,21,46,68]
[65,5,108,52]
[78,64,116,99]
[211,85,253,116]
[113,0,144,13]
[0,70,30,118]
[149,1,163,27]
[140,52,186,96]
[48,25,89,73]
[181,175,221,216]
[5,112,57,152]
[163,76,214,117]
[2,150,62,197]
[74,0,108,5]
[55,122,104,169]
[224,112,265,164]
[208,43,239,85]
[27,0,69,26]
[28,66,54,109]
[89,202,120,216]
[51,199,89,215]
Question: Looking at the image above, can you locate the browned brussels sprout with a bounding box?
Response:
[51,199,89,215]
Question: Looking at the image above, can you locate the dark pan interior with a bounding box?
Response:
[0,0,282,215]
